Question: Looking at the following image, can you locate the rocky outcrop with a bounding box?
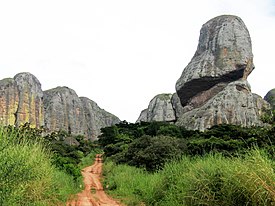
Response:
[176,80,270,130]
[0,73,120,140]
[175,15,270,130]
[136,93,177,122]
[0,73,44,127]
[264,89,275,109]
[43,87,87,137]
[176,15,254,108]
[43,87,120,140]
[80,97,120,140]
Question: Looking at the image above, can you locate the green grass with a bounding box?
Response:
[103,150,275,206]
[103,161,163,205]
[78,148,103,169]
[0,126,80,205]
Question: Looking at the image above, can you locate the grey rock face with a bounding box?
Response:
[264,89,275,109]
[43,87,87,136]
[176,15,253,107]
[136,93,176,122]
[14,73,44,127]
[0,72,44,127]
[43,87,120,140]
[176,80,270,130]
[175,15,269,130]
[136,109,149,122]
[80,97,120,141]
[0,73,120,140]
[171,93,184,119]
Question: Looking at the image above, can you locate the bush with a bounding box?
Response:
[118,135,187,171]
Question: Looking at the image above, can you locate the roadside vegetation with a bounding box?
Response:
[103,150,275,206]
[100,111,275,206]
[0,109,274,205]
[0,124,100,205]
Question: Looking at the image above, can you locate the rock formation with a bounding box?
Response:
[43,87,88,137]
[264,89,275,109]
[137,15,271,130]
[80,97,120,140]
[0,73,44,127]
[136,93,177,122]
[0,73,120,140]
[175,15,270,130]
[43,87,120,141]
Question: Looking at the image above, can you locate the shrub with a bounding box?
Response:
[121,135,187,171]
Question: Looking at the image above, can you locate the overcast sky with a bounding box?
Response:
[0,0,274,122]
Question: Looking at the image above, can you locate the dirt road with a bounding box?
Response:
[67,154,121,206]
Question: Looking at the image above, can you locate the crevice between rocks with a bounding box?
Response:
[176,67,246,107]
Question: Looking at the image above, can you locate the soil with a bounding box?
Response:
[67,154,121,206]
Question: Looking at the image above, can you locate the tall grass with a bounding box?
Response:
[103,150,275,206]
[103,161,163,206]
[0,126,80,205]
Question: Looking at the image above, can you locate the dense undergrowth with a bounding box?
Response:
[103,150,275,206]
[0,124,100,205]
[99,121,275,172]
[100,112,275,205]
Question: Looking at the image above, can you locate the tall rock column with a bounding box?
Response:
[175,15,270,130]
[0,73,44,127]
[14,73,44,127]
[43,87,87,136]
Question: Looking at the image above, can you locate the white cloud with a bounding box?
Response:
[0,0,274,122]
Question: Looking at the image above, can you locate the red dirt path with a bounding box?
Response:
[67,154,121,206]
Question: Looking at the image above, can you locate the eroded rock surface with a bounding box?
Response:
[0,73,120,140]
[176,15,254,107]
[136,93,176,122]
[80,97,120,141]
[175,15,269,130]
[43,86,87,136]
[176,80,270,130]
[0,73,44,127]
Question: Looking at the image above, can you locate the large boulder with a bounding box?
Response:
[0,73,44,127]
[136,93,176,123]
[80,97,120,141]
[264,89,275,109]
[175,15,270,130]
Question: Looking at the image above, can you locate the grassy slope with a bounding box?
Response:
[103,150,275,206]
[0,127,80,205]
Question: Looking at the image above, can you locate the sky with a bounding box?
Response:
[0,0,275,123]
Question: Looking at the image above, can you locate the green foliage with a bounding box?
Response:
[7,124,98,179]
[123,135,187,171]
[99,121,275,172]
[79,148,104,169]
[43,130,99,178]
[104,149,275,206]
[261,109,275,124]
[0,126,80,205]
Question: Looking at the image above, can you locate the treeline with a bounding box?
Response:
[99,120,275,172]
